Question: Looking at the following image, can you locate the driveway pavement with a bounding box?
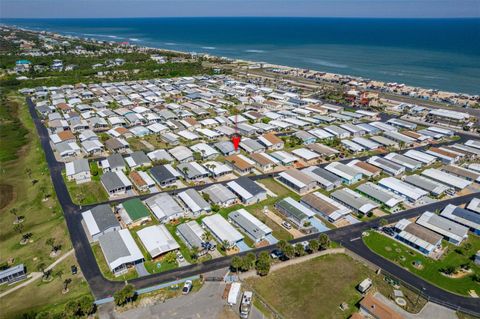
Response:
[135,262,149,277]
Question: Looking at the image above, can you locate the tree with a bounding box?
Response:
[242,253,256,271]
[294,243,305,257]
[202,231,213,243]
[231,256,243,273]
[319,233,331,250]
[37,262,49,279]
[309,239,320,252]
[222,240,230,251]
[78,295,95,316]
[63,278,72,292]
[277,239,288,252]
[164,251,177,264]
[54,270,64,280]
[46,237,57,253]
[10,208,20,224]
[283,244,295,259]
[113,284,136,306]
[379,218,388,227]
[255,252,271,276]
[63,295,95,317]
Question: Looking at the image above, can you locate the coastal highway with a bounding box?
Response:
[26,98,480,315]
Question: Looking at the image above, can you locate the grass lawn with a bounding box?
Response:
[0,95,29,162]
[64,175,109,205]
[91,243,138,281]
[0,254,92,319]
[363,231,480,296]
[246,254,407,318]
[0,93,73,277]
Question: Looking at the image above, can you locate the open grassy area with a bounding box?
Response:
[0,95,29,162]
[363,231,480,296]
[0,252,92,319]
[91,243,138,281]
[246,253,420,318]
[64,174,109,205]
[0,93,73,276]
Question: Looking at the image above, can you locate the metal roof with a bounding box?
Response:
[98,229,143,271]
[228,208,272,241]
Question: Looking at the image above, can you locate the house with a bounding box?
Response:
[177,188,211,217]
[177,221,207,253]
[258,132,284,150]
[203,161,232,178]
[294,130,317,144]
[240,138,266,154]
[378,177,428,204]
[277,168,317,195]
[347,160,382,178]
[149,164,179,187]
[356,182,404,210]
[403,175,452,197]
[421,168,472,190]
[190,143,219,160]
[129,170,156,192]
[300,191,351,222]
[105,137,129,153]
[228,209,275,244]
[301,166,342,191]
[426,147,460,164]
[393,219,442,255]
[441,165,480,183]
[125,151,151,169]
[0,264,27,285]
[100,154,126,172]
[249,153,277,172]
[177,162,209,181]
[100,171,133,196]
[275,197,316,228]
[227,177,267,205]
[306,143,339,159]
[65,158,91,184]
[82,204,121,241]
[50,130,76,144]
[55,141,82,158]
[403,150,437,165]
[367,156,405,176]
[331,188,378,215]
[137,225,180,259]
[416,212,468,246]
[214,141,237,156]
[144,193,184,222]
[466,198,480,214]
[98,229,144,275]
[270,151,299,166]
[225,154,255,175]
[82,140,104,155]
[291,148,321,164]
[325,162,362,185]
[384,153,422,171]
[169,146,194,163]
[202,214,244,249]
[440,204,480,235]
[118,198,152,227]
[202,184,238,207]
[147,149,174,163]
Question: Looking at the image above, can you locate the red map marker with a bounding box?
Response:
[232,134,241,151]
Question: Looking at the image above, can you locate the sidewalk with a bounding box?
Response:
[0,249,75,298]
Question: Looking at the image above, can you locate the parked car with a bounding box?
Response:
[270,249,283,259]
[182,280,193,294]
[177,252,185,262]
[281,221,292,230]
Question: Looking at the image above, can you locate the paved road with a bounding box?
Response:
[26,98,480,315]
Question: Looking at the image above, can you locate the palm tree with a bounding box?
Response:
[202,230,213,243]
[10,208,20,224]
[63,278,72,292]
[277,240,288,252]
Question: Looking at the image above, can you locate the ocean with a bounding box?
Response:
[3,18,480,94]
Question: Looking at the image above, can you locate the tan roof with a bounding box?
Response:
[57,130,75,141]
[429,147,457,158]
[114,127,129,135]
[354,161,382,174]
[402,131,421,139]
[360,294,403,319]
[350,313,367,319]
[302,193,338,215]
[261,132,283,145]
[184,117,198,126]
[443,165,479,180]
[56,102,71,110]
[225,155,253,170]
[282,168,316,185]
[306,143,339,156]
[404,223,442,245]
[249,153,275,166]
[130,171,146,187]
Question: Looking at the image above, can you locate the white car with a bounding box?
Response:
[281,221,292,230]
[182,280,193,295]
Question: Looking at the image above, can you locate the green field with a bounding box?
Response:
[246,253,426,318]
[364,231,480,296]
[0,94,73,273]
[0,254,92,319]
[64,175,109,205]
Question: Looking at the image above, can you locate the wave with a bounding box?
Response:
[201,46,216,50]
[305,58,347,69]
[164,42,177,45]
[129,38,140,42]
[245,49,266,53]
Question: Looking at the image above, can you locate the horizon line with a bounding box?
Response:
[3,16,480,20]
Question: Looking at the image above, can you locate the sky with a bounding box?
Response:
[1,0,479,19]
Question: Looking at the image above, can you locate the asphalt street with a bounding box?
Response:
[26,98,480,315]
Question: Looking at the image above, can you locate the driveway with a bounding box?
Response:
[135,262,149,277]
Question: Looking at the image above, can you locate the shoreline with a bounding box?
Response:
[3,22,480,100]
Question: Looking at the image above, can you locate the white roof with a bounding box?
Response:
[270,151,299,164]
[421,168,472,189]
[102,229,144,271]
[325,162,361,181]
[137,170,155,186]
[190,143,219,157]
[196,128,220,138]
[395,219,438,253]
[291,148,320,161]
[147,123,168,133]
[137,225,180,258]
[378,177,427,201]
[203,161,232,175]
[202,214,243,244]
[82,210,100,236]
[416,212,468,243]
[177,130,199,140]
[403,150,437,164]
